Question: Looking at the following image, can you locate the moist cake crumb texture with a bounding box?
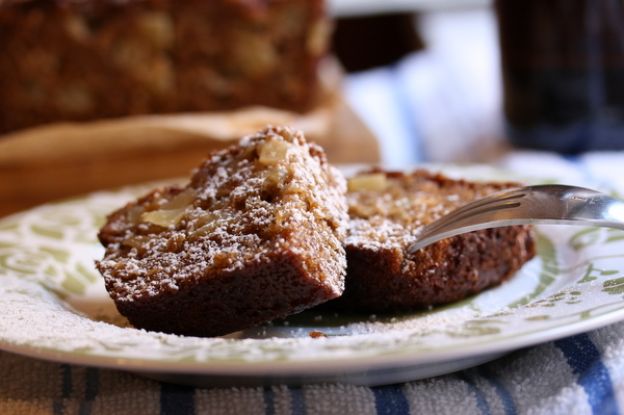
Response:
[324,169,536,312]
[346,171,520,250]
[97,126,347,336]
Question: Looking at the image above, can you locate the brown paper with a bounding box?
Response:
[0,93,379,216]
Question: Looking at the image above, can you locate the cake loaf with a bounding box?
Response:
[97,126,347,337]
[328,169,536,312]
[0,0,329,133]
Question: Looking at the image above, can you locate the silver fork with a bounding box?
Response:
[407,184,624,253]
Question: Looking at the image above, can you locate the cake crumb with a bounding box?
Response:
[96,126,348,337]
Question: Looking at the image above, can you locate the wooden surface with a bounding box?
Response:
[0,96,379,217]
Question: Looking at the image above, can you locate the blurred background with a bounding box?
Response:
[335,0,624,164]
[2,0,624,214]
[330,0,499,166]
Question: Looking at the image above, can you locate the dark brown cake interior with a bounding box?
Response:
[325,170,536,312]
[97,126,347,336]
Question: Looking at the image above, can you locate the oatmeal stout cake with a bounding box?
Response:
[330,170,536,312]
[97,127,347,337]
[0,0,329,133]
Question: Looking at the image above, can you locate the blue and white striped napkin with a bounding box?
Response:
[1,318,621,414]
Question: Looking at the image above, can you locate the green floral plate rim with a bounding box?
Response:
[1,167,624,379]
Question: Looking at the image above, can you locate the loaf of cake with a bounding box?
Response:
[0,0,329,133]
[96,126,347,337]
[327,170,536,312]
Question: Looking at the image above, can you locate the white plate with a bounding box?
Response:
[1,170,624,386]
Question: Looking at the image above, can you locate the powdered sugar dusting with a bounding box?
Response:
[346,170,518,252]
[97,126,348,304]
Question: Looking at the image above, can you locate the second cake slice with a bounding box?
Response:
[97,126,347,337]
[332,169,536,312]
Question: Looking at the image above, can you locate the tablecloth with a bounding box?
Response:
[0,324,622,415]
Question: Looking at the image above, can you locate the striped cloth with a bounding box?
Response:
[1,320,623,414]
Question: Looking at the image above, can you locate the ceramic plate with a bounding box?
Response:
[1,170,624,386]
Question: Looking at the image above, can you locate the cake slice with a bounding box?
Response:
[328,169,536,312]
[0,0,329,133]
[97,126,347,337]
